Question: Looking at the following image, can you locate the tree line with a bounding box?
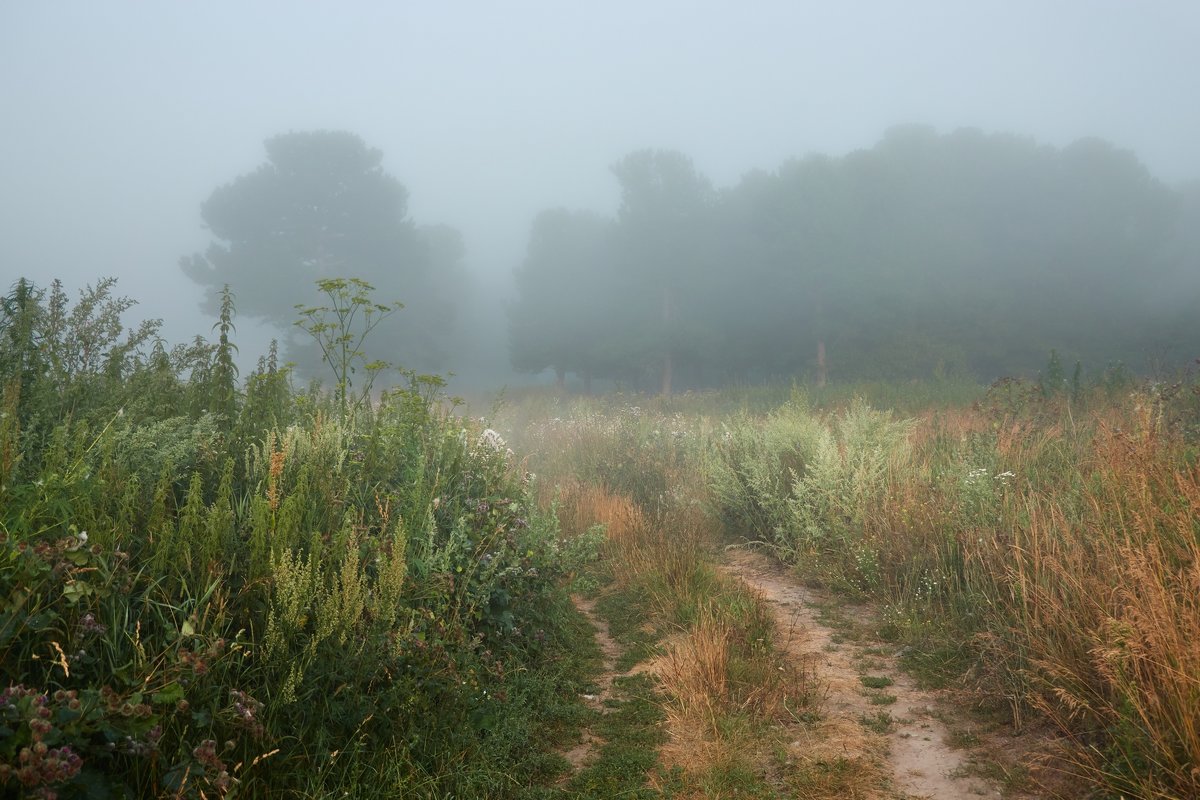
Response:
[509,126,1200,393]
[175,127,1198,393]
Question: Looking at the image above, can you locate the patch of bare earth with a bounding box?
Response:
[558,595,626,773]
[721,546,1051,800]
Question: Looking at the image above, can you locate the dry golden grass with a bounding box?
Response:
[554,473,837,794]
[920,400,1200,798]
[815,393,1200,797]
[1011,454,1200,798]
[530,388,1200,797]
[652,579,832,794]
[551,478,644,542]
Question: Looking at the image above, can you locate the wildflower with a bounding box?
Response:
[477,429,506,451]
[78,613,107,636]
[965,467,989,484]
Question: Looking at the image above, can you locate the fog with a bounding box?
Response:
[3,2,1199,387]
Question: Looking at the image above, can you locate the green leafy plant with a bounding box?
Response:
[294,278,400,413]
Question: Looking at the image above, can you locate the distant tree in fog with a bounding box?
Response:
[609,149,714,395]
[509,209,612,390]
[182,130,464,375]
[509,127,1196,388]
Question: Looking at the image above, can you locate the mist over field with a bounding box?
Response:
[3,2,1198,391]
[5,6,1200,798]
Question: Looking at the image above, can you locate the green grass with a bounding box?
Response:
[858,675,895,689]
[563,674,668,799]
[859,711,894,735]
[0,278,617,799]
[945,727,981,749]
[595,586,666,673]
[505,375,1200,799]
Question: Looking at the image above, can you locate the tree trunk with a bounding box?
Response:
[817,340,827,388]
[661,286,674,397]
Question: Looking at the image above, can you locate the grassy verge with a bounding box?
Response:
[703,381,1200,798]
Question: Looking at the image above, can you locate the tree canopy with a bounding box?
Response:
[182,130,464,374]
[509,128,1200,392]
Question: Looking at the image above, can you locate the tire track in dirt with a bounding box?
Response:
[721,546,1018,800]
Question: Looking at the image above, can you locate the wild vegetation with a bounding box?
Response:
[0,278,603,798]
[521,413,827,797]
[181,131,469,377]
[502,366,1200,799]
[4,272,1197,798]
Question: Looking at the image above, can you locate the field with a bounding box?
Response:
[2,280,1198,798]
[497,375,1200,799]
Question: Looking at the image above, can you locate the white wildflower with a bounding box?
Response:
[477,428,506,451]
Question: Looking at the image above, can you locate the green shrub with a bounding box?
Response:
[0,278,596,798]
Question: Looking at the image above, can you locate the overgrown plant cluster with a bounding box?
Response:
[0,278,596,798]
[505,371,1199,799]
[515,405,824,796]
[705,378,1200,799]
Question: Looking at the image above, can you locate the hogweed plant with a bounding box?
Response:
[294,278,400,414]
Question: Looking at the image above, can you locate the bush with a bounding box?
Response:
[0,278,594,798]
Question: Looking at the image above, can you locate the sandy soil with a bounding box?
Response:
[560,548,1059,797]
[721,546,1029,800]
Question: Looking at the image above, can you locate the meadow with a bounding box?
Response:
[3,277,1197,798]
[502,369,1199,799]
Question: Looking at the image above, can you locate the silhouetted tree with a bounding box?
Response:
[509,209,613,390]
[182,130,464,375]
[508,128,1195,387]
[610,149,714,395]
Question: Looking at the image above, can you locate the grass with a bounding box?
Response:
[520,423,841,797]
[946,728,982,749]
[859,712,895,735]
[555,674,668,800]
[858,675,895,689]
[596,586,664,673]
[504,374,1200,799]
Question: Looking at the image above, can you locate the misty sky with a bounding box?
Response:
[3,2,1198,348]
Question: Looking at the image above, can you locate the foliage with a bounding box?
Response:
[0,277,600,798]
[507,375,1200,798]
[508,209,614,387]
[181,130,466,375]
[294,277,400,412]
[700,383,1200,798]
[509,128,1200,391]
[513,399,825,797]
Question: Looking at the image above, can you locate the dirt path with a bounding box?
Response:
[559,595,624,772]
[721,546,1022,800]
